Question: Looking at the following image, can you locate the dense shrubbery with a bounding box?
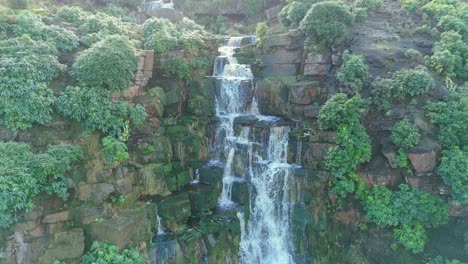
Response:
[13,12,78,51]
[355,0,384,12]
[428,31,467,79]
[0,142,82,229]
[371,66,434,111]
[437,147,468,204]
[0,36,64,130]
[56,87,147,137]
[391,119,421,149]
[337,51,369,93]
[362,184,448,253]
[73,35,137,91]
[299,1,354,47]
[102,136,129,165]
[318,94,367,130]
[279,0,325,27]
[163,57,192,82]
[81,241,145,264]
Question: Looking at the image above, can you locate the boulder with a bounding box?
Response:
[189,185,218,214]
[380,137,398,169]
[303,64,331,76]
[88,205,155,250]
[262,49,302,65]
[158,193,192,234]
[262,64,297,76]
[39,228,84,263]
[289,82,320,105]
[76,205,113,225]
[407,151,437,173]
[42,211,71,224]
[78,183,115,202]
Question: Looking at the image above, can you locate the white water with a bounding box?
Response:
[211,37,295,264]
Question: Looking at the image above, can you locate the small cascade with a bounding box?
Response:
[210,37,297,264]
[156,214,166,236]
[191,168,201,184]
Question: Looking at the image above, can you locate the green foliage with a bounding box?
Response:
[393,222,427,254]
[337,51,369,93]
[396,148,411,171]
[102,136,129,165]
[13,12,79,52]
[425,85,467,147]
[393,66,435,98]
[278,4,292,27]
[355,0,384,12]
[7,0,28,9]
[73,35,137,91]
[57,6,88,25]
[428,31,468,79]
[299,1,354,47]
[318,94,367,130]
[56,87,147,137]
[437,146,467,204]
[287,1,310,26]
[422,0,458,21]
[362,184,448,252]
[256,22,268,38]
[370,77,394,111]
[437,15,468,40]
[81,241,145,264]
[391,119,421,149]
[426,256,467,264]
[325,124,372,177]
[163,57,192,82]
[0,78,54,131]
[0,142,82,229]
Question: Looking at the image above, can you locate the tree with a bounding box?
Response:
[337,51,369,93]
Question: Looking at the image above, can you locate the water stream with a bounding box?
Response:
[211,37,296,264]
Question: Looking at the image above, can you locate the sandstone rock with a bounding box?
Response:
[78,182,115,202]
[158,193,192,222]
[289,82,320,105]
[264,34,292,48]
[262,49,302,65]
[77,205,113,225]
[86,167,113,184]
[306,53,331,64]
[407,151,437,173]
[265,5,283,21]
[116,176,134,194]
[262,64,297,76]
[88,205,155,250]
[42,210,71,224]
[303,64,331,76]
[380,137,398,168]
[39,228,84,263]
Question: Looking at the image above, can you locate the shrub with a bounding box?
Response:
[391,119,421,149]
[425,85,467,147]
[256,22,268,38]
[370,77,394,111]
[287,1,310,26]
[299,1,354,47]
[393,223,427,254]
[73,35,137,91]
[78,12,128,36]
[325,124,372,177]
[336,51,369,93]
[437,15,468,40]
[393,66,435,98]
[163,57,192,82]
[102,136,129,165]
[428,31,467,79]
[56,87,147,137]
[81,241,145,264]
[355,0,384,12]
[0,78,54,131]
[57,6,88,25]
[7,0,28,9]
[143,18,180,53]
[318,94,367,130]
[279,4,293,27]
[437,147,467,204]
[0,142,82,229]
[13,13,79,52]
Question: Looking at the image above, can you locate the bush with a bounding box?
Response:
[163,57,192,82]
[425,85,467,147]
[57,6,88,25]
[102,136,129,165]
[325,124,372,177]
[73,35,137,91]
[391,119,421,149]
[287,1,310,26]
[437,15,468,40]
[0,78,54,131]
[299,1,354,47]
[82,241,145,264]
[393,66,435,98]
[437,147,467,204]
[355,0,384,12]
[143,18,180,53]
[318,94,367,130]
[393,223,427,254]
[370,77,394,111]
[278,4,293,27]
[7,0,28,9]
[56,87,147,137]
[13,13,79,52]
[78,12,128,36]
[337,51,369,93]
[0,142,82,229]
[428,31,467,79]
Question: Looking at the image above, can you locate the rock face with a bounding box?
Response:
[39,229,85,263]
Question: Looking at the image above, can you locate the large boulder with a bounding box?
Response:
[39,228,85,263]
[407,137,441,173]
[158,193,192,234]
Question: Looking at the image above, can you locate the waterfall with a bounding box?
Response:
[211,37,296,264]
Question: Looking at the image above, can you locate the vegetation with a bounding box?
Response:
[102,136,129,166]
[391,119,421,149]
[81,241,145,264]
[428,31,467,79]
[437,147,467,204]
[7,0,28,9]
[337,51,369,93]
[299,1,354,47]
[163,57,192,82]
[73,35,137,91]
[318,94,367,130]
[0,142,82,229]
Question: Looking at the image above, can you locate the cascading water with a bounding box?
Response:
[211,37,296,264]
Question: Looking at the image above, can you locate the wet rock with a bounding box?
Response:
[189,185,218,214]
[39,228,84,263]
[88,205,155,250]
[148,236,185,264]
[158,193,191,234]
[199,165,223,192]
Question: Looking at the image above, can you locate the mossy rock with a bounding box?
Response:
[158,193,192,222]
[188,185,218,214]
